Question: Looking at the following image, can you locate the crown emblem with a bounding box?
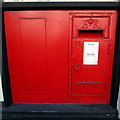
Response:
[83,18,99,29]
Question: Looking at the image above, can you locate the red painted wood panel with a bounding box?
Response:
[4,10,117,104]
[20,18,47,90]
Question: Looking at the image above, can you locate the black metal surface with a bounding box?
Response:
[2,2,120,10]
[2,11,13,107]
[2,104,119,120]
[110,10,120,108]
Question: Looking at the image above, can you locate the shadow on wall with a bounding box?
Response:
[117,86,120,119]
[0,75,3,102]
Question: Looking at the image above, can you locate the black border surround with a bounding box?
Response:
[2,2,120,120]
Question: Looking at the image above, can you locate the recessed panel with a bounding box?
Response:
[20,18,47,90]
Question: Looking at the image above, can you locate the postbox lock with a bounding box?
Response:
[75,64,80,71]
[75,64,79,69]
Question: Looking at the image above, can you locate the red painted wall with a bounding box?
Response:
[4,10,117,103]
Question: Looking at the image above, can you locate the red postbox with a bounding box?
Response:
[4,10,117,104]
[69,12,117,98]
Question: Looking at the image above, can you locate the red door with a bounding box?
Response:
[4,10,117,104]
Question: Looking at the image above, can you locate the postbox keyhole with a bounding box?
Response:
[75,64,79,69]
